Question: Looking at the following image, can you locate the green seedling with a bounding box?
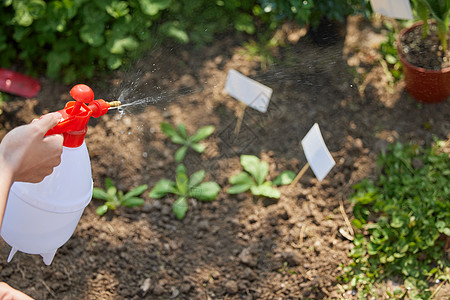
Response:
[93,178,148,216]
[227,155,295,199]
[340,141,450,299]
[161,122,215,162]
[149,164,220,220]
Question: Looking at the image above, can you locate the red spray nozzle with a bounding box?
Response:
[45,84,111,148]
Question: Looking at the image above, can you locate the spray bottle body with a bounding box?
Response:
[1,142,93,265]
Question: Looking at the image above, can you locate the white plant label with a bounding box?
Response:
[369,0,413,20]
[301,123,336,182]
[225,69,273,113]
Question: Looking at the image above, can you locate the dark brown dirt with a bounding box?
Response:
[0,16,449,299]
[398,22,450,70]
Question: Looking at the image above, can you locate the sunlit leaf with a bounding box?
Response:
[92,188,109,201]
[189,182,220,201]
[122,197,144,207]
[96,204,109,216]
[250,185,280,198]
[190,125,215,143]
[272,170,296,186]
[124,184,148,199]
[188,170,205,188]
[175,145,188,162]
[149,179,176,198]
[138,0,171,16]
[173,197,188,220]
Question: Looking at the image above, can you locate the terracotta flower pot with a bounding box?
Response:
[396,22,450,103]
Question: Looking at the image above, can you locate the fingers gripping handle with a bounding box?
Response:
[45,84,110,148]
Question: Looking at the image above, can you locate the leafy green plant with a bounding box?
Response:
[149,164,220,220]
[227,155,295,199]
[160,122,215,162]
[1,0,172,82]
[93,178,148,216]
[340,141,450,299]
[412,0,450,51]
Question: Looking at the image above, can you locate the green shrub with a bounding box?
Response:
[0,0,371,82]
[340,141,450,299]
[1,0,173,82]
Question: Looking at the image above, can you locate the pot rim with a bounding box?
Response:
[396,21,450,74]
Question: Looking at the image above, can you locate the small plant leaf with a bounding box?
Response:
[149,179,176,198]
[272,170,296,186]
[229,172,254,185]
[241,155,268,185]
[250,185,280,199]
[173,197,188,220]
[124,184,148,199]
[188,169,206,188]
[107,185,118,198]
[176,171,189,196]
[161,122,178,138]
[96,204,109,216]
[92,188,109,201]
[190,142,206,153]
[122,197,145,207]
[177,124,187,139]
[227,183,253,194]
[175,145,188,162]
[189,182,220,201]
[190,125,215,143]
[105,177,115,189]
[176,164,187,176]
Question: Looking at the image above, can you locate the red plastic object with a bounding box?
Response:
[45,84,110,148]
[0,68,41,98]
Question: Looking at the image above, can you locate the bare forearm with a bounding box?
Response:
[0,158,14,231]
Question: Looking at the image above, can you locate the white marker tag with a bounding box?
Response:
[225,69,273,113]
[369,0,413,20]
[301,123,336,182]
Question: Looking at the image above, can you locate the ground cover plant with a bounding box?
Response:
[341,141,450,299]
[149,164,220,220]
[93,178,148,216]
[160,122,215,162]
[227,154,295,199]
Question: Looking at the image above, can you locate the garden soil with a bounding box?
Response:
[0,16,449,299]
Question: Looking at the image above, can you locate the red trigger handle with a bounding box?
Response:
[45,84,110,148]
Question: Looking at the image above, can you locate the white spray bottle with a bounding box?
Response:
[1,84,119,265]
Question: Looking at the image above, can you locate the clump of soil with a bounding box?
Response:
[398,22,450,70]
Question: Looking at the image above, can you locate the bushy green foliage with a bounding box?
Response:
[1,0,172,82]
[340,141,450,299]
[0,0,371,82]
[258,0,370,29]
[93,178,148,216]
[149,164,220,219]
[227,155,295,199]
[160,122,215,162]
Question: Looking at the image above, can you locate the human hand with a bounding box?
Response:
[0,112,64,183]
[0,282,34,300]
